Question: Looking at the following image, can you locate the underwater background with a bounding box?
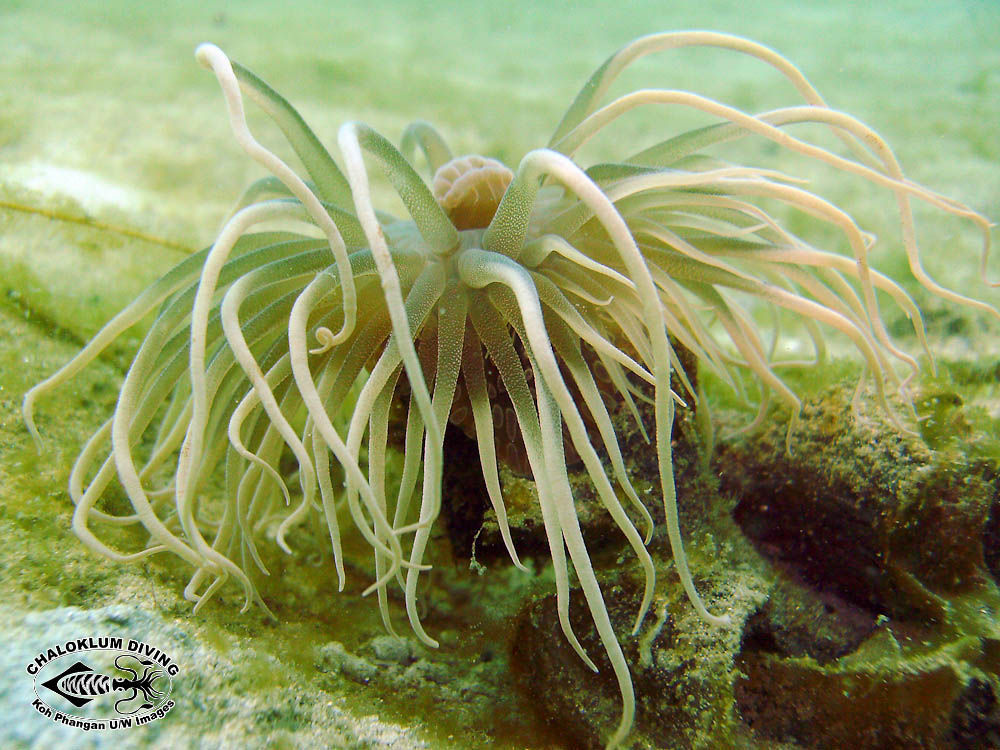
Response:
[1,1,999,748]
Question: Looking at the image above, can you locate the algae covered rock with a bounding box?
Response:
[719,386,1000,748]
[509,384,1000,748]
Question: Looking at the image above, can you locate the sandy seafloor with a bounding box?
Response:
[1,1,999,748]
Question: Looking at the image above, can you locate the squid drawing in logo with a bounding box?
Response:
[41,655,167,714]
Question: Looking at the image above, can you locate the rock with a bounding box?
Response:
[317,641,379,686]
[369,635,420,666]
[0,605,429,749]
[718,386,1000,748]
[510,385,1000,748]
[719,386,996,621]
[510,540,765,748]
[735,649,962,747]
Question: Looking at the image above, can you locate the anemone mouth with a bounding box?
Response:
[22,32,997,750]
[432,154,514,230]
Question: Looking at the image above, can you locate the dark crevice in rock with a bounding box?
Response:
[949,677,1000,749]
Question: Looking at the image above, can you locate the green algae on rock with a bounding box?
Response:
[720,386,1000,748]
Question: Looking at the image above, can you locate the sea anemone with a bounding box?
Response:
[23,31,996,748]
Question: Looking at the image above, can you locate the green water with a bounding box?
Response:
[1,1,998,748]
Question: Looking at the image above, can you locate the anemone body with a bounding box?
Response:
[23,32,996,749]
